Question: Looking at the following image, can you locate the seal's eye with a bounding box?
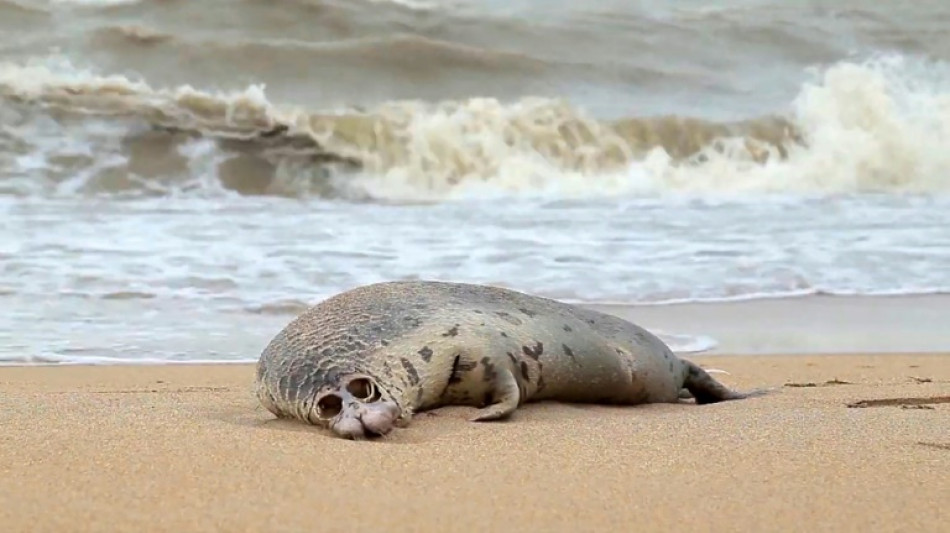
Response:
[347,377,380,402]
[316,394,342,419]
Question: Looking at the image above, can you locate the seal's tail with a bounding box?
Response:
[682,360,769,404]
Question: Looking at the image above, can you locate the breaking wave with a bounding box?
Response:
[1,53,948,202]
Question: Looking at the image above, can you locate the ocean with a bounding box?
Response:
[2,0,949,364]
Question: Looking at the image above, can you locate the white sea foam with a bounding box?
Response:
[328,55,950,201]
[0,332,716,366]
[47,0,141,6]
[1,54,949,201]
[0,354,256,366]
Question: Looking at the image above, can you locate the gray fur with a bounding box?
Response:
[255,280,761,434]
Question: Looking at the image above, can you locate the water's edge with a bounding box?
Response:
[3,294,946,366]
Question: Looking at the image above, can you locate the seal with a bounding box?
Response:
[255,280,763,439]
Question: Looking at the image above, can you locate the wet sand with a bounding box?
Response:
[1,353,948,532]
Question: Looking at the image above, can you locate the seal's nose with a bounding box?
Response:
[330,415,366,440]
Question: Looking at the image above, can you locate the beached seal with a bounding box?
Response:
[255,280,762,439]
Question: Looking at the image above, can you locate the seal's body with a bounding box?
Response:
[255,281,759,439]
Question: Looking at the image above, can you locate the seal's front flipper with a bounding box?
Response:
[683,360,766,404]
[470,369,521,422]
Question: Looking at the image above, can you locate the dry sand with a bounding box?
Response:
[1,354,948,533]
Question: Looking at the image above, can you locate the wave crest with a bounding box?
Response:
[0,54,947,200]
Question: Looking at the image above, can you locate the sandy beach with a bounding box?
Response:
[1,353,947,533]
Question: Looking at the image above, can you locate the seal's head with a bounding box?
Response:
[310,373,402,440]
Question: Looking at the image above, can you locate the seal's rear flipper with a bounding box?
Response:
[470,369,521,422]
[683,360,769,404]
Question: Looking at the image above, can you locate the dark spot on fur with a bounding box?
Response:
[586,318,596,325]
[418,346,433,362]
[381,339,390,346]
[522,341,544,360]
[481,357,498,383]
[440,354,465,399]
[537,372,546,392]
[495,311,523,326]
[519,307,537,317]
[506,352,518,365]
[401,357,420,386]
[500,331,508,338]
[520,361,530,381]
[439,354,477,401]
[562,344,576,361]
[562,324,572,332]
[669,361,674,372]
[473,310,483,314]
[448,355,464,385]
[442,325,459,337]
[415,388,424,405]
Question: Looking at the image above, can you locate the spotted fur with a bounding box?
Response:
[255,280,761,427]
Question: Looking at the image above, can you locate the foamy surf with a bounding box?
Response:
[47,0,141,7]
[0,332,717,366]
[2,53,948,201]
[0,354,258,366]
[655,332,719,354]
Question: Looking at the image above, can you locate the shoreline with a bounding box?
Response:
[3,293,949,366]
[2,353,947,532]
[593,293,950,355]
[1,350,947,368]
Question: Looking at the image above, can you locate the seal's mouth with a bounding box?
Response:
[359,428,386,440]
[330,417,391,440]
[356,414,388,440]
[327,402,400,440]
